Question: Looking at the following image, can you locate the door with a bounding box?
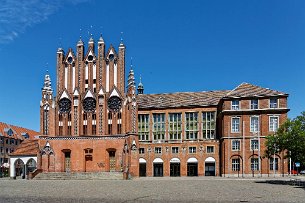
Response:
[109,151,116,171]
[85,155,93,172]
[170,163,180,176]
[205,162,215,176]
[153,163,163,177]
[139,163,146,177]
[64,151,71,172]
[187,163,198,176]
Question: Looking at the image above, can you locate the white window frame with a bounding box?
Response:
[232,158,240,171]
[138,114,150,141]
[185,112,198,140]
[250,99,259,110]
[269,157,279,171]
[139,148,145,154]
[269,115,279,132]
[232,140,240,151]
[153,113,165,141]
[168,113,182,140]
[269,98,278,108]
[154,147,162,154]
[251,158,259,171]
[206,146,215,154]
[250,139,259,151]
[171,147,179,154]
[231,117,240,133]
[202,111,216,139]
[231,100,240,110]
[250,116,259,132]
[188,146,196,154]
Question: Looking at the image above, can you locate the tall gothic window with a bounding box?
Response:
[83,113,87,135]
[108,112,112,135]
[138,114,149,141]
[168,113,182,140]
[202,111,216,139]
[185,112,198,140]
[43,108,48,135]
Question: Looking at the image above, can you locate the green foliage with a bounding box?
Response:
[265,112,305,166]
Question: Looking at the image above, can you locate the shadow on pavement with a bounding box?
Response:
[255,179,305,189]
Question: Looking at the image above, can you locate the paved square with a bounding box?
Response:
[0,177,304,202]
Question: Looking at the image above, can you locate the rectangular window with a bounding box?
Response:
[232,158,240,171]
[251,158,259,171]
[231,100,240,110]
[117,124,121,134]
[138,114,150,141]
[270,98,278,108]
[269,116,279,132]
[250,116,259,132]
[250,99,258,109]
[139,148,145,154]
[67,125,72,136]
[185,112,198,140]
[189,147,196,154]
[108,124,112,135]
[207,146,214,153]
[168,113,182,140]
[155,147,162,154]
[172,147,179,153]
[231,117,240,133]
[269,158,279,170]
[202,112,216,139]
[232,140,240,151]
[251,139,259,150]
[59,126,63,136]
[153,113,165,141]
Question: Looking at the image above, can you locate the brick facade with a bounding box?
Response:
[38,36,289,178]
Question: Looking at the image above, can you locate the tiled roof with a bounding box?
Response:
[137,90,229,109]
[225,82,288,98]
[10,140,39,156]
[0,122,40,140]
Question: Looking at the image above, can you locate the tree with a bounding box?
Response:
[265,112,305,166]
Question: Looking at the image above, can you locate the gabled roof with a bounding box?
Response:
[137,90,229,109]
[0,122,39,140]
[225,82,288,98]
[10,140,39,156]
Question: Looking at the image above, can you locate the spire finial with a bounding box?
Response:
[79,28,82,39]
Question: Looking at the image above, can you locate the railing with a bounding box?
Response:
[28,169,43,179]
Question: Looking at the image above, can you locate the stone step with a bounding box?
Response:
[34,172,123,180]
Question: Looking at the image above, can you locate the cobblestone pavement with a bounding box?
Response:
[0,177,304,202]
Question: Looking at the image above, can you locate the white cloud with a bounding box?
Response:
[0,0,89,44]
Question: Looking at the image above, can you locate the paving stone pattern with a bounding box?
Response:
[0,177,304,203]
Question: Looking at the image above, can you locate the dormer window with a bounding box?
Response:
[21,133,29,139]
[270,98,278,108]
[88,55,93,62]
[231,100,240,110]
[250,99,258,109]
[109,54,114,61]
[4,128,13,136]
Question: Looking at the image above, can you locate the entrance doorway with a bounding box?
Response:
[205,157,216,176]
[109,151,116,171]
[64,151,71,172]
[15,159,25,178]
[153,158,163,177]
[139,158,146,177]
[187,157,198,176]
[170,158,181,177]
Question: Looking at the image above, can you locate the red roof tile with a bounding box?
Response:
[10,140,39,156]
[0,122,40,140]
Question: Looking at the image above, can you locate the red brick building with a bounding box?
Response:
[37,36,289,178]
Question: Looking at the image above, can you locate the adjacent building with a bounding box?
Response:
[0,122,39,177]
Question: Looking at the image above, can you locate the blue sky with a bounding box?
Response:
[0,0,305,131]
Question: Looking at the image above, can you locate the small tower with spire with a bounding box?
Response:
[40,70,55,136]
[137,76,144,95]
